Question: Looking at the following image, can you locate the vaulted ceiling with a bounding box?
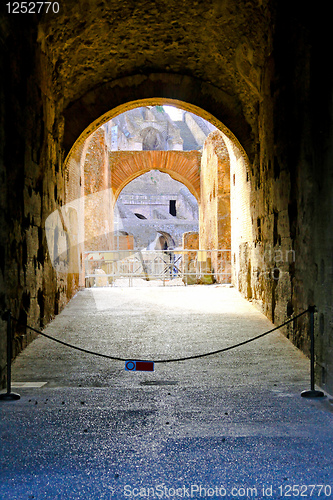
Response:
[37,0,274,160]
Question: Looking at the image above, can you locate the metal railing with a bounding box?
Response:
[84,249,231,287]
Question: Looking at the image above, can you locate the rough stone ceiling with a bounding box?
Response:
[39,0,273,135]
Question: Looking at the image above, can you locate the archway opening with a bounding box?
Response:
[50,99,251,291]
[114,169,199,251]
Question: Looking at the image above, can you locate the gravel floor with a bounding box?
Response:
[1,285,333,499]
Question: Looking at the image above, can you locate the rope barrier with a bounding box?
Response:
[11,308,310,364]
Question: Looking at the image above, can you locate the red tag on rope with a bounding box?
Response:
[125,361,154,371]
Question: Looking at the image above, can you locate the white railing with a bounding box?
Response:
[84,249,231,287]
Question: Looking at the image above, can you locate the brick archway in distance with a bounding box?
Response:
[110,150,201,202]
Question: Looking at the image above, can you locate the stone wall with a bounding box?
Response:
[226,5,333,393]
[269,6,333,391]
[0,17,9,386]
[199,132,231,283]
[0,14,70,386]
[227,136,252,292]
[63,142,86,289]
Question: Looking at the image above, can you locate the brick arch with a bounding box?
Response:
[110,150,201,202]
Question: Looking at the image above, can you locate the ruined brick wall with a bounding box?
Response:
[83,129,114,251]
[199,132,231,250]
[199,132,231,282]
[199,137,219,251]
[182,232,199,285]
[182,232,199,250]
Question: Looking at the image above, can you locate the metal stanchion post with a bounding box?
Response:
[0,311,20,401]
[301,306,324,398]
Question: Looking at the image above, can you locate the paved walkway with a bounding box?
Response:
[1,285,333,499]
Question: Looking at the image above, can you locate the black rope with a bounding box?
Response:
[11,319,128,362]
[11,308,310,364]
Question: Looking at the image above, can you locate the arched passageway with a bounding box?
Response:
[1,4,333,497]
[1,1,332,396]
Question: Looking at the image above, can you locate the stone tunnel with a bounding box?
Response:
[0,1,332,395]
